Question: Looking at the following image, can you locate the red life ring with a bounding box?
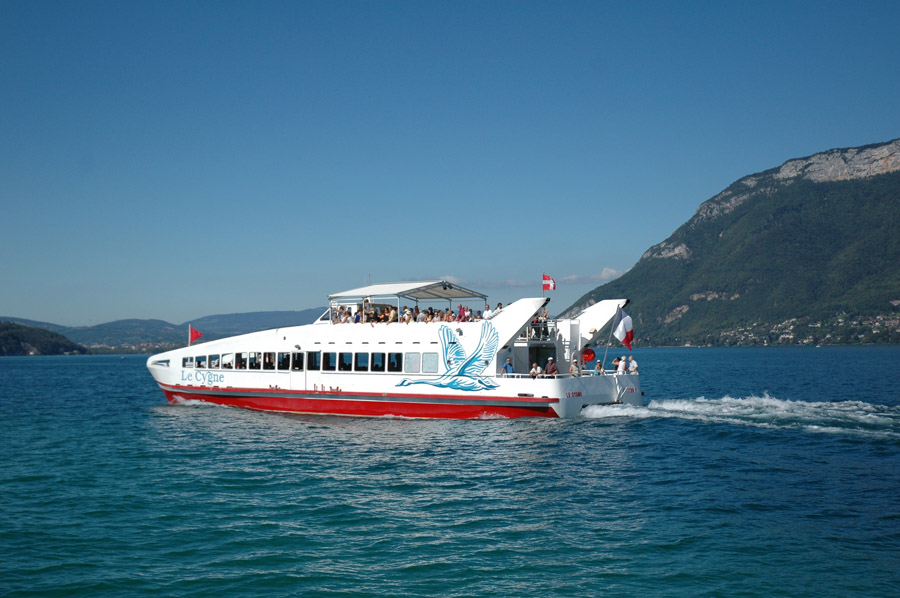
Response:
[582,348,596,362]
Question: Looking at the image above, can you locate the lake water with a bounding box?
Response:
[2,347,899,597]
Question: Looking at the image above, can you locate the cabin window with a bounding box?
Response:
[222,353,234,369]
[388,352,403,373]
[291,352,304,371]
[182,357,194,368]
[278,352,291,370]
[307,351,321,371]
[354,352,369,372]
[195,355,207,369]
[262,352,275,370]
[371,352,385,372]
[339,352,353,371]
[422,352,438,374]
[235,352,248,370]
[249,352,262,370]
[209,354,220,369]
[323,352,337,371]
[404,352,421,374]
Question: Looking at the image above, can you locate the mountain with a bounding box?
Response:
[0,322,87,356]
[0,308,326,352]
[564,139,900,346]
[186,309,325,337]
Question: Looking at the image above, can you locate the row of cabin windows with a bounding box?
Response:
[182,351,440,374]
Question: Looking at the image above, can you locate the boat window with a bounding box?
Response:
[263,352,276,370]
[388,352,403,372]
[307,352,321,371]
[404,352,420,374]
[339,352,353,371]
[291,352,304,371]
[422,352,438,374]
[354,352,369,372]
[182,357,194,368]
[222,353,234,369]
[371,352,385,372]
[209,354,220,369]
[323,352,337,371]
[249,352,262,370]
[196,355,207,369]
[278,352,291,370]
[235,352,247,370]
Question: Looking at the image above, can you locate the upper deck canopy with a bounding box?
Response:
[329,281,487,303]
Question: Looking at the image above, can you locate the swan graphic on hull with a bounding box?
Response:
[397,322,499,391]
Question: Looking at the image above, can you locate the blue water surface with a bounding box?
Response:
[1,347,899,597]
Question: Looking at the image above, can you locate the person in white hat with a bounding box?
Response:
[544,356,558,377]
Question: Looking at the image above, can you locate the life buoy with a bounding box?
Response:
[582,348,596,362]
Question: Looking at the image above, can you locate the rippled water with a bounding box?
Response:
[2,347,899,596]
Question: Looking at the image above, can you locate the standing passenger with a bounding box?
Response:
[544,356,558,378]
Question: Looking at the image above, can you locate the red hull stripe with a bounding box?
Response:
[159,385,559,419]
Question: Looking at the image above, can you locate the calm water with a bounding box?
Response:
[2,347,899,597]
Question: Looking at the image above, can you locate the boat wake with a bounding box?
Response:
[582,394,900,439]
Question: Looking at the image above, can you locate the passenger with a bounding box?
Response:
[628,355,639,374]
[569,356,580,377]
[611,357,620,372]
[387,306,398,324]
[457,304,466,322]
[416,308,427,323]
[529,362,542,379]
[616,356,627,375]
[465,306,473,321]
[476,310,482,320]
[483,304,493,319]
[544,356,558,378]
[595,360,605,375]
[501,358,515,376]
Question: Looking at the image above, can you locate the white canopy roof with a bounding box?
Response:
[329,281,487,303]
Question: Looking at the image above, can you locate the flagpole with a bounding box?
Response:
[602,309,618,371]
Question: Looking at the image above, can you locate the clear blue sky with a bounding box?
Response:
[2,1,898,325]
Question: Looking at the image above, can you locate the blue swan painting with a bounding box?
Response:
[397,322,500,391]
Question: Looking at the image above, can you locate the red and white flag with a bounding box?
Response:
[542,273,556,291]
[612,307,634,350]
[189,325,203,346]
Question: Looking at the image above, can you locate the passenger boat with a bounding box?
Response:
[146,281,642,419]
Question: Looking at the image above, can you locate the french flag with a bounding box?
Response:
[612,307,634,350]
[542,273,556,291]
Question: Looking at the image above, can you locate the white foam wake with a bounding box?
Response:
[581,394,900,439]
